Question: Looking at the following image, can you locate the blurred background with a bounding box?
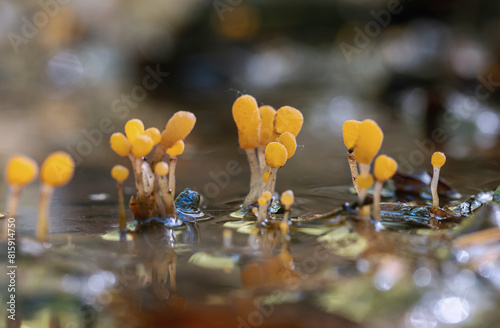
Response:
[1,0,500,203]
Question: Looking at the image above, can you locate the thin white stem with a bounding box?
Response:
[117,181,127,231]
[243,167,268,209]
[257,145,266,173]
[36,184,54,242]
[373,181,383,221]
[358,188,370,219]
[283,205,291,224]
[158,174,169,197]
[169,157,177,198]
[258,201,269,223]
[128,155,145,200]
[158,175,175,217]
[245,148,260,188]
[141,161,157,217]
[270,172,277,193]
[347,151,360,195]
[141,161,154,194]
[265,168,278,193]
[153,177,167,218]
[358,163,371,218]
[359,163,370,175]
[151,144,166,166]
[431,166,440,209]
[358,188,366,206]
[131,156,149,219]
[3,186,21,241]
[7,185,21,217]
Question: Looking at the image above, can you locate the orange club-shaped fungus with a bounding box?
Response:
[431,152,446,209]
[233,96,303,211]
[260,133,295,194]
[373,155,398,221]
[131,134,154,159]
[4,155,38,240]
[268,132,297,193]
[357,173,374,219]
[354,119,384,175]
[110,129,149,217]
[145,127,161,146]
[5,155,38,217]
[161,111,197,148]
[232,95,261,187]
[37,151,75,242]
[281,190,294,225]
[125,118,145,144]
[257,105,277,171]
[274,106,304,137]
[264,141,288,194]
[111,165,129,231]
[277,132,297,159]
[342,120,361,194]
[110,113,196,225]
[154,111,196,164]
[110,132,132,157]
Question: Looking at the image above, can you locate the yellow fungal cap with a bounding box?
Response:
[354,119,384,165]
[281,190,294,207]
[154,162,169,176]
[252,208,258,215]
[259,105,277,146]
[232,95,261,149]
[342,120,360,150]
[261,191,272,201]
[166,140,185,157]
[431,152,446,168]
[145,127,161,145]
[125,119,145,144]
[258,197,267,206]
[111,165,129,182]
[277,132,297,159]
[5,155,38,187]
[265,142,288,168]
[357,173,374,189]
[40,151,75,187]
[161,111,196,148]
[274,106,303,137]
[110,132,132,157]
[374,155,398,181]
[131,134,154,158]
[263,171,270,183]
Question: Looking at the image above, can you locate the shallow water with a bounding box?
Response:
[2,116,500,328]
[2,160,500,328]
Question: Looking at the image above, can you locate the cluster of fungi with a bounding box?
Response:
[109,111,196,232]
[2,94,451,242]
[342,119,447,222]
